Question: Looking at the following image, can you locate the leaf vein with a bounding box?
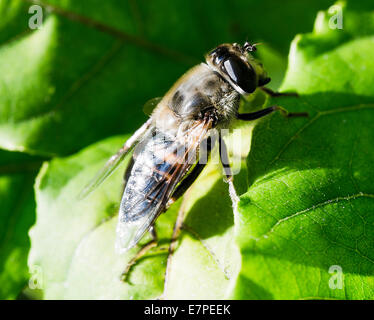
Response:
[269,104,374,165]
[25,40,124,121]
[22,0,196,65]
[262,193,374,240]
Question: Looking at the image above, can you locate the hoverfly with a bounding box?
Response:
[80,42,307,259]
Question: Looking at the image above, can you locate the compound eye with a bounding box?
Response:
[209,46,230,65]
[223,56,257,93]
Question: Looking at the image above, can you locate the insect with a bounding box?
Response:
[80,42,307,273]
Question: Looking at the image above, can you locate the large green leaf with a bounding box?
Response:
[0,150,41,299]
[28,1,374,300]
[230,1,374,299]
[0,0,333,156]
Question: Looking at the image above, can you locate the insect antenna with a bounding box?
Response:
[243,41,263,52]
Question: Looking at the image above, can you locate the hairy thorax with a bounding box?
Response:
[151,63,240,135]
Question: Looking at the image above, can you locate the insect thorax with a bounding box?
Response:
[165,63,240,125]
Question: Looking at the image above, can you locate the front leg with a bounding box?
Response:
[261,87,298,97]
[121,226,159,282]
[219,134,239,205]
[237,105,308,121]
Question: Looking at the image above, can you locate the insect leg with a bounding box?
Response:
[165,137,212,210]
[121,226,159,282]
[165,163,206,209]
[237,105,308,121]
[219,134,240,205]
[162,137,212,297]
[261,87,298,97]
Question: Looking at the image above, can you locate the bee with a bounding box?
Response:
[80,42,307,261]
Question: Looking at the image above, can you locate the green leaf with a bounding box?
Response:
[231,1,374,299]
[0,150,41,299]
[0,0,333,156]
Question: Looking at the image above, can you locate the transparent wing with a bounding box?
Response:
[78,119,152,200]
[115,118,213,253]
[78,147,129,200]
[116,200,164,253]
